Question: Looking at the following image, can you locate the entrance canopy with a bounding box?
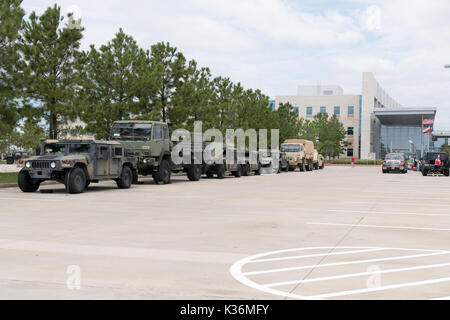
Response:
[374,107,436,126]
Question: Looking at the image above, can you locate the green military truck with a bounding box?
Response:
[18,139,137,194]
[110,120,205,184]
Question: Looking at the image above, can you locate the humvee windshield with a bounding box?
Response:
[281,144,301,152]
[111,123,152,141]
[44,143,90,154]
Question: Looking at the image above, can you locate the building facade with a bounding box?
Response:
[275,72,437,159]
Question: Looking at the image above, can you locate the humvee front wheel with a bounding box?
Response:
[6,157,14,165]
[117,166,132,189]
[18,170,40,193]
[65,167,86,194]
[153,159,171,184]
[187,164,202,181]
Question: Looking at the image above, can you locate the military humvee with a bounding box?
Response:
[258,149,289,174]
[204,147,244,179]
[18,139,137,194]
[110,120,204,184]
[5,151,30,165]
[281,140,307,172]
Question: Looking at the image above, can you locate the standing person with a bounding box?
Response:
[351,156,355,168]
[435,155,441,167]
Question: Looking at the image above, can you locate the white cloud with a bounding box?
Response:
[360,5,381,31]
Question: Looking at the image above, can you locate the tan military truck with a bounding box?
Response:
[298,139,315,171]
[318,154,325,169]
[281,140,307,172]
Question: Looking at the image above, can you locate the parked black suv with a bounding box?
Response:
[421,152,449,176]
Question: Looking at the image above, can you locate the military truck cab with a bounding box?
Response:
[281,140,307,172]
[110,120,203,184]
[18,139,137,194]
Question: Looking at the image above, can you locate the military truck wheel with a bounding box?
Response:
[300,162,306,172]
[216,164,225,179]
[255,164,262,176]
[117,166,133,189]
[242,164,250,176]
[206,171,214,178]
[422,169,428,176]
[277,163,281,174]
[233,165,242,178]
[6,157,14,165]
[18,170,40,193]
[153,159,171,184]
[132,170,139,184]
[66,167,86,194]
[187,164,202,181]
[85,181,91,189]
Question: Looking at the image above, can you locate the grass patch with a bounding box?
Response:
[0,172,19,184]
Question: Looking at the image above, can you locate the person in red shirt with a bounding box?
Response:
[351,156,355,168]
[435,155,441,167]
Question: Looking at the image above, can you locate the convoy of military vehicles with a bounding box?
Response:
[15,120,325,194]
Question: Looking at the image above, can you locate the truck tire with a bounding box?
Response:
[422,169,428,176]
[18,170,40,193]
[117,166,133,189]
[85,181,91,189]
[300,162,306,172]
[132,169,139,184]
[255,164,262,176]
[187,164,202,181]
[233,165,242,178]
[206,171,214,178]
[444,169,449,177]
[65,167,86,194]
[277,163,281,174]
[153,159,171,184]
[6,157,14,165]
[284,164,289,172]
[216,164,225,179]
[242,164,251,176]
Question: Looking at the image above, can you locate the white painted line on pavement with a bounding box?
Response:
[309,277,450,299]
[308,222,450,232]
[264,262,450,288]
[243,251,448,276]
[432,296,450,300]
[249,248,385,263]
[328,209,450,217]
[344,201,450,207]
[0,197,64,203]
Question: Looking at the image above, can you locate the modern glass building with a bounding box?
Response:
[275,72,438,159]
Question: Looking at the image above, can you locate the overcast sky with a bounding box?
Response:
[22,0,450,128]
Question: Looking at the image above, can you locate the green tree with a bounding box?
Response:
[149,42,187,122]
[18,4,84,139]
[0,0,24,139]
[11,119,45,150]
[78,29,146,139]
[170,60,215,130]
[311,114,348,158]
[275,102,303,143]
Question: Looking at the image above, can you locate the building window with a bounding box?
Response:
[293,107,299,115]
[347,148,354,157]
[347,127,354,136]
[320,106,326,114]
[334,106,340,115]
[323,90,333,95]
[348,106,354,116]
[306,106,313,115]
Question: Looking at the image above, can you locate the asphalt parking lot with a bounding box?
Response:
[0,166,449,300]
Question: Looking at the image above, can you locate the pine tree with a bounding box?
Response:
[0,0,24,139]
[19,4,83,139]
[78,29,145,139]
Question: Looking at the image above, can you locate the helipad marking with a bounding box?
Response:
[263,262,450,287]
[309,277,450,299]
[249,248,384,263]
[308,222,450,232]
[243,251,448,276]
[230,247,450,300]
[328,209,450,217]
